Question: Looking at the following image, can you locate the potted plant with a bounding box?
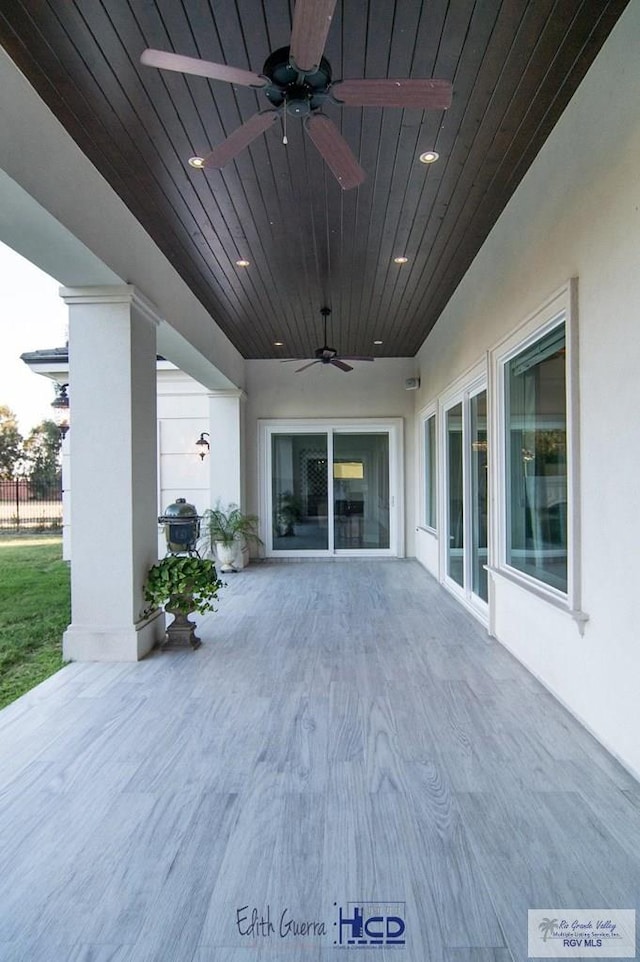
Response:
[144,555,224,649]
[201,503,263,572]
[275,490,303,537]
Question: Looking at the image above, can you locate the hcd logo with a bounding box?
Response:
[335,902,406,947]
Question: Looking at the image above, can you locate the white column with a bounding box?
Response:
[61,431,71,561]
[61,286,163,661]
[207,391,246,507]
[207,390,248,566]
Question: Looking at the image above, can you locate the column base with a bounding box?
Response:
[63,611,164,662]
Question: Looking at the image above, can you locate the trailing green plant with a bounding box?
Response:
[143,555,224,616]
[201,503,263,550]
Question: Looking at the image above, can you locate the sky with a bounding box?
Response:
[0,241,68,435]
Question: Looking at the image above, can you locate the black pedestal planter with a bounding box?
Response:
[143,555,224,652]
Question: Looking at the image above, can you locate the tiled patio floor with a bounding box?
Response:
[0,560,639,961]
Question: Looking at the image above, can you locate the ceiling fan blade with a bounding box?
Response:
[200,111,280,168]
[339,355,375,361]
[290,0,337,72]
[140,49,266,88]
[305,115,365,191]
[295,360,322,372]
[331,359,354,372]
[332,78,452,109]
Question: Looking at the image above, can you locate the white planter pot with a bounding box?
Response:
[215,541,237,573]
[233,536,250,569]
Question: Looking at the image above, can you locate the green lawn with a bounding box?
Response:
[0,537,70,710]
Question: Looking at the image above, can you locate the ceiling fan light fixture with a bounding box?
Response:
[394,256,408,264]
[419,150,439,164]
[142,5,452,191]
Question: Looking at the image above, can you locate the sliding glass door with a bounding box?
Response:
[333,433,389,550]
[443,383,488,610]
[446,403,464,586]
[263,420,400,557]
[470,390,488,602]
[271,433,328,551]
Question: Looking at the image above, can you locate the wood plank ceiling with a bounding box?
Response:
[0,1,629,359]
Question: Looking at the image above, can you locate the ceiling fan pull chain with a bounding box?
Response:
[283,108,288,145]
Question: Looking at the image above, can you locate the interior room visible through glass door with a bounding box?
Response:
[446,403,464,586]
[333,433,389,550]
[271,433,328,550]
[444,388,488,607]
[470,389,488,602]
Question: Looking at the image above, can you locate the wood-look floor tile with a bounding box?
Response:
[198,778,286,946]
[0,560,638,962]
[457,787,640,960]
[0,942,133,962]
[118,792,239,961]
[402,764,505,949]
[443,950,515,961]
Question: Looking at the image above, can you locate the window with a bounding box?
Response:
[424,413,437,529]
[504,322,567,592]
[491,282,581,616]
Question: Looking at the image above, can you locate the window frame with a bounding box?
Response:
[258,417,404,558]
[419,405,438,532]
[489,279,584,621]
[439,365,489,619]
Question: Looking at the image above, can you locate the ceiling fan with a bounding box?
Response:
[282,307,374,372]
[140,0,452,190]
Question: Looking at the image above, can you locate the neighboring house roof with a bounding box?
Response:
[20,347,70,364]
[21,348,168,366]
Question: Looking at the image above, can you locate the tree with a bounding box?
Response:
[538,919,558,942]
[0,405,23,480]
[23,419,62,498]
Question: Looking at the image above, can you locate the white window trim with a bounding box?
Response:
[487,278,587,631]
[258,417,404,558]
[417,401,438,534]
[439,362,489,623]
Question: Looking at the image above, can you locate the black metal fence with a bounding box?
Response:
[0,478,63,533]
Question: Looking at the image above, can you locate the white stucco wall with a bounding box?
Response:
[157,373,246,554]
[244,358,418,555]
[157,368,211,523]
[413,0,640,777]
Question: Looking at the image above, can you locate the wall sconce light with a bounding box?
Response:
[51,382,70,439]
[196,431,210,460]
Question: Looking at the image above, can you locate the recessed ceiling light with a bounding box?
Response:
[394,256,408,264]
[274,341,284,346]
[188,156,206,168]
[236,259,250,267]
[419,150,439,164]
[374,340,383,345]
